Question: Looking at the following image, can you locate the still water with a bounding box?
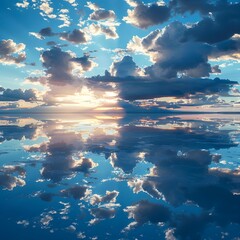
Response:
[0,114,240,240]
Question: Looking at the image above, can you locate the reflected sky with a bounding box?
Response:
[0,114,240,240]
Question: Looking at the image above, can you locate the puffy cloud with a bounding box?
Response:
[28,47,96,87]
[128,21,214,78]
[125,200,171,227]
[58,11,71,28]
[60,29,89,44]
[60,185,90,200]
[90,190,119,205]
[89,8,116,22]
[26,127,97,182]
[39,27,56,37]
[110,56,142,77]
[87,2,116,21]
[88,23,119,39]
[0,88,38,102]
[39,1,56,19]
[127,20,240,79]
[71,157,98,174]
[71,53,98,72]
[123,0,171,29]
[41,47,76,85]
[86,2,119,40]
[16,0,29,8]
[90,207,116,224]
[0,165,26,190]
[64,0,77,7]
[0,39,26,66]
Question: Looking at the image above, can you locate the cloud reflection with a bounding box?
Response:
[0,114,239,239]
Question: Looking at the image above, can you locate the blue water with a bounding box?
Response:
[0,114,240,240]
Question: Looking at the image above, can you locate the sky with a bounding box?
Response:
[0,0,240,112]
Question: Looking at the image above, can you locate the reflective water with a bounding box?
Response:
[0,114,240,240]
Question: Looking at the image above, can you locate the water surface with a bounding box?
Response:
[0,114,240,240]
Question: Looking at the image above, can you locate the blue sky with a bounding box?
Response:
[0,0,240,112]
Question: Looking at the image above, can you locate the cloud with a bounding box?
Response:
[88,6,116,21]
[71,53,98,72]
[71,157,98,175]
[88,23,119,39]
[60,29,89,44]
[41,47,76,85]
[60,185,90,200]
[110,56,142,77]
[89,74,236,101]
[90,207,116,224]
[169,0,213,14]
[90,190,119,205]
[185,1,240,44]
[39,27,56,37]
[86,2,119,40]
[0,120,38,142]
[123,0,171,29]
[124,200,171,227]
[25,126,98,182]
[39,1,56,19]
[28,47,95,87]
[16,0,29,8]
[128,21,214,78]
[0,39,26,66]
[0,165,26,190]
[127,20,240,80]
[64,0,77,7]
[38,192,55,202]
[0,88,38,102]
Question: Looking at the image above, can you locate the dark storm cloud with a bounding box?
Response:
[60,29,88,44]
[124,0,171,29]
[0,88,38,102]
[185,1,240,44]
[169,0,214,14]
[119,77,236,101]
[0,39,26,66]
[89,75,236,101]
